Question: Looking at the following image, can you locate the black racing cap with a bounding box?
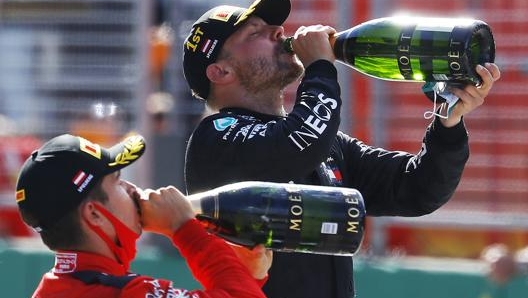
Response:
[182,0,291,100]
[15,134,146,231]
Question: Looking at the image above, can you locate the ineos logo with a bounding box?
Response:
[288,92,338,151]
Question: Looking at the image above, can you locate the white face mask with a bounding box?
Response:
[422,82,460,120]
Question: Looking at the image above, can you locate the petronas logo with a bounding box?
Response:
[213,117,237,131]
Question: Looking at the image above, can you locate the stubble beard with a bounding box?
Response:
[233,44,304,95]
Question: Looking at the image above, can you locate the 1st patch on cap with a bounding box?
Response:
[185,26,205,53]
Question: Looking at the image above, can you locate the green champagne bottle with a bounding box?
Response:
[188,181,365,256]
[285,16,495,86]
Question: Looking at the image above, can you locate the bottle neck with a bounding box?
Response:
[187,192,205,214]
[284,33,340,53]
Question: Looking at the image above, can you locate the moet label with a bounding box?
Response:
[288,193,303,231]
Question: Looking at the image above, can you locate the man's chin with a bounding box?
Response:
[284,63,304,83]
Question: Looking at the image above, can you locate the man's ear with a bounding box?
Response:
[206,62,235,84]
[80,201,104,227]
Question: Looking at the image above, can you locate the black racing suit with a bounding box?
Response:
[184,60,469,298]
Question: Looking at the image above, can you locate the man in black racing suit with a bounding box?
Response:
[181,0,501,297]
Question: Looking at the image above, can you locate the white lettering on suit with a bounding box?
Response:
[288,92,338,151]
[406,142,427,172]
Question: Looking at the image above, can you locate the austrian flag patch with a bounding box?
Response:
[72,171,87,186]
[201,39,212,53]
[72,170,94,192]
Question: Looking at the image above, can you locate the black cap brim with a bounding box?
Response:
[236,0,291,27]
[103,135,146,174]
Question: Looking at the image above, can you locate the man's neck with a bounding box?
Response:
[210,89,286,116]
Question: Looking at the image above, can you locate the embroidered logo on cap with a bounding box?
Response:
[15,189,25,203]
[185,26,204,53]
[202,39,219,59]
[109,135,145,166]
[210,5,237,22]
[79,138,102,159]
[72,170,94,193]
[234,0,261,26]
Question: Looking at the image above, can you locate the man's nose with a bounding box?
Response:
[121,180,139,195]
[270,25,285,41]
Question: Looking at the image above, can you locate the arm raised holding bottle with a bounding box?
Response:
[285,20,500,128]
[285,16,496,86]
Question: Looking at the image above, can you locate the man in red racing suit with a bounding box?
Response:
[15,134,270,298]
[32,219,268,298]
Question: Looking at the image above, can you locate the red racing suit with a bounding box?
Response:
[31,219,267,298]
[184,60,470,298]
